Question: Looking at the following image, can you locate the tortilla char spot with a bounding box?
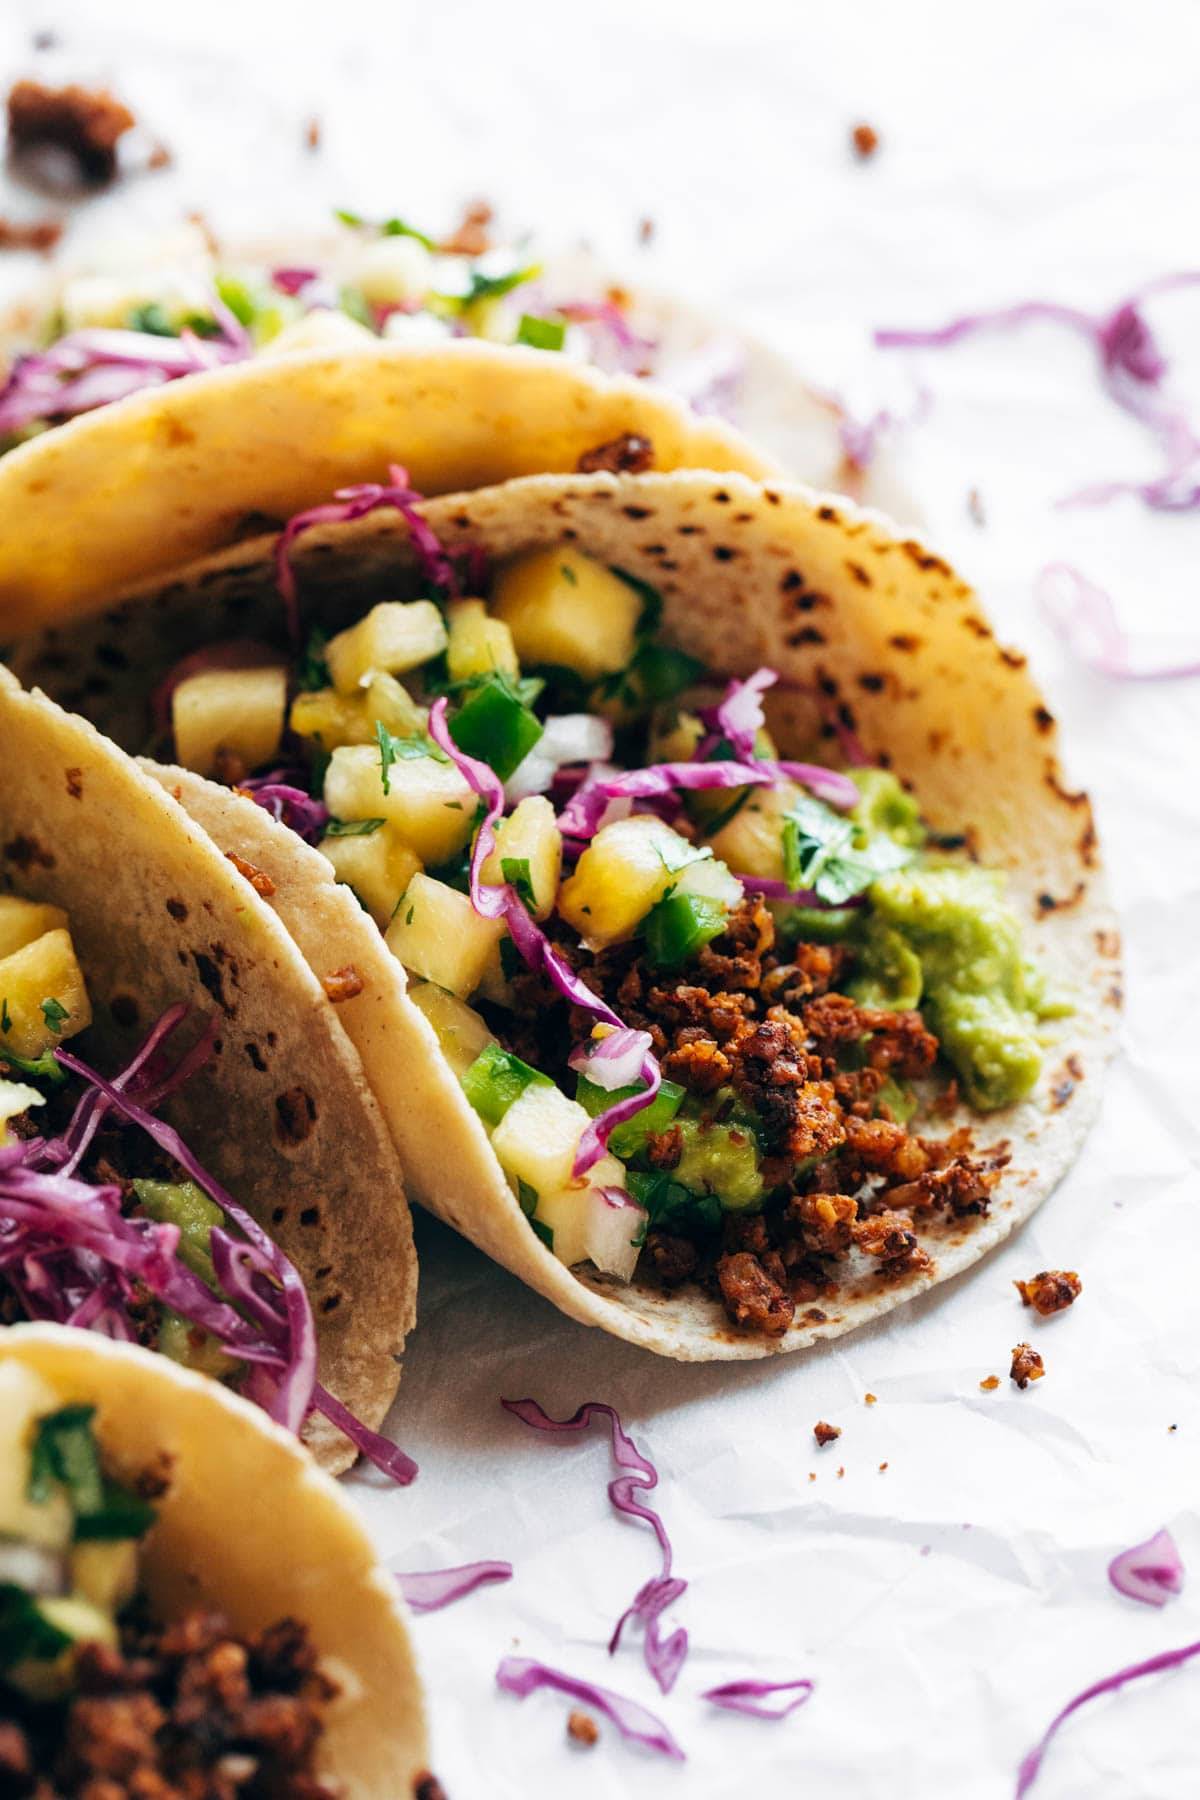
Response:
[712,544,736,562]
[245,1040,267,1072]
[109,993,139,1028]
[889,633,922,653]
[817,505,839,523]
[165,897,188,921]
[677,523,701,535]
[452,512,471,529]
[1107,983,1123,1008]
[902,541,952,576]
[780,569,805,593]
[3,834,55,872]
[300,1205,320,1226]
[190,949,234,1013]
[1000,646,1027,669]
[787,626,826,647]
[64,766,83,799]
[1033,705,1055,734]
[858,672,886,692]
[160,416,195,449]
[804,1308,829,1324]
[266,1030,277,1048]
[1036,882,1084,914]
[1045,769,1091,810]
[845,561,872,587]
[764,490,781,504]
[622,504,652,519]
[271,1205,286,1224]
[561,526,578,539]
[712,489,731,503]
[640,542,666,555]
[95,643,129,671]
[733,511,754,522]
[817,671,839,697]
[962,615,993,639]
[275,1086,316,1144]
[1078,815,1098,867]
[321,1294,342,1313]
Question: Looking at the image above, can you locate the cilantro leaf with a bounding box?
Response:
[325,817,386,838]
[782,794,912,905]
[297,626,330,692]
[40,997,68,1033]
[29,1405,156,1542]
[0,1045,66,1085]
[375,724,442,796]
[501,857,536,911]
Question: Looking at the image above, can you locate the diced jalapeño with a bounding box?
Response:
[643,894,729,970]
[461,1042,550,1127]
[449,674,544,780]
[574,1075,685,1157]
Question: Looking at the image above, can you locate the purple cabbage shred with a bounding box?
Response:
[395,1561,513,1614]
[1016,1639,1200,1796]
[495,1656,685,1760]
[701,1677,815,1720]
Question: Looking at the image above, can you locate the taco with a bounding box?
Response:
[0,669,417,1469]
[6,471,1119,1357]
[0,1323,432,1796]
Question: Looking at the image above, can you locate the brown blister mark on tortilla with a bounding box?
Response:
[1033,705,1055,735]
[165,897,188,921]
[622,504,652,520]
[962,614,994,640]
[845,560,872,588]
[245,1040,267,1072]
[3,835,55,872]
[108,994,139,1029]
[712,544,736,562]
[786,626,826,648]
[640,543,666,556]
[858,672,887,693]
[1036,881,1085,915]
[900,540,953,577]
[999,645,1028,669]
[299,1206,320,1227]
[888,633,922,653]
[803,1308,829,1324]
[191,946,239,1016]
[275,1086,316,1145]
[158,415,196,451]
[64,767,83,799]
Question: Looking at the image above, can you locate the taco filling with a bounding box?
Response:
[0,897,412,1479]
[0,1360,340,1798]
[0,208,719,454]
[160,519,1066,1340]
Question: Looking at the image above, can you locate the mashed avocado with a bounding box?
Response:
[673,1117,764,1212]
[862,865,1050,1110]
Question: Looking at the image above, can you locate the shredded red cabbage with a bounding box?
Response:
[877,275,1200,512]
[426,702,661,1173]
[554,300,658,379]
[395,1561,513,1614]
[1,1007,415,1482]
[271,267,321,297]
[501,1399,687,1694]
[273,462,457,643]
[568,1028,653,1093]
[698,668,777,761]
[238,774,331,844]
[495,1656,685,1760]
[702,1678,815,1720]
[0,309,251,435]
[556,758,858,844]
[1037,564,1200,682]
[1107,1528,1184,1608]
[1016,1638,1200,1796]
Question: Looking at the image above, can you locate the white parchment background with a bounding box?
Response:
[1,4,1198,1794]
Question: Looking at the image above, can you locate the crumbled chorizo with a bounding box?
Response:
[1010,1343,1046,1388]
[1015,1270,1081,1315]
[226,850,276,896]
[7,79,135,183]
[577,432,655,475]
[567,1709,600,1746]
[644,1231,699,1288]
[813,1420,841,1447]
[716,1251,794,1335]
[321,965,365,1004]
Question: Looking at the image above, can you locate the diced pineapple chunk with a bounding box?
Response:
[385,874,503,996]
[0,897,69,960]
[172,667,287,779]
[558,815,713,949]
[672,856,744,911]
[318,825,421,928]
[258,309,375,357]
[490,1081,589,1196]
[706,781,801,881]
[291,673,426,751]
[70,1541,139,1615]
[324,744,476,865]
[0,1364,72,1550]
[407,981,496,1078]
[647,708,705,765]
[446,599,520,682]
[0,1078,41,1144]
[481,797,562,920]
[0,929,92,1060]
[325,601,447,695]
[491,547,641,680]
[535,1164,646,1280]
[354,233,434,305]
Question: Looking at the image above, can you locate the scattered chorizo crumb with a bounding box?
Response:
[807,1471,817,1483]
[1169,1424,1178,1433]
[813,1421,841,1448]
[637,215,656,245]
[440,198,493,257]
[303,115,322,152]
[0,214,62,251]
[577,432,655,475]
[7,78,136,184]
[979,1374,1000,1392]
[567,1710,599,1747]
[322,965,365,1004]
[878,1461,889,1472]
[836,1465,845,1479]
[146,139,172,171]
[225,851,276,898]
[864,1392,877,1406]
[1015,1270,1082,1316]
[1010,1343,1045,1389]
[414,1777,448,1800]
[851,122,880,160]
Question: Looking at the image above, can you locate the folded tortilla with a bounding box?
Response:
[0,1323,430,1796]
[0,669,416,1461]
[6,472,1120,1358]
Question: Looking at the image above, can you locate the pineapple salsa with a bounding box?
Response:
[168,542,1058,1335]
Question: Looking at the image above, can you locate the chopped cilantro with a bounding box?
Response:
[0,1045,66,1085]
[40,997,68,1033]
[501,857,536,911]
[516,313,566,352]
[0,1587,72,1670]
[375,723,441,796]
[782,793,912,905]
[127,301,176,337]
[297,626,331,692]
[0,998,8,1034]
[29,1405,156,1542]
[380,216,438,251]
[325,817,386,837]
[465,265,538,305]
[517,1178,539,1218]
